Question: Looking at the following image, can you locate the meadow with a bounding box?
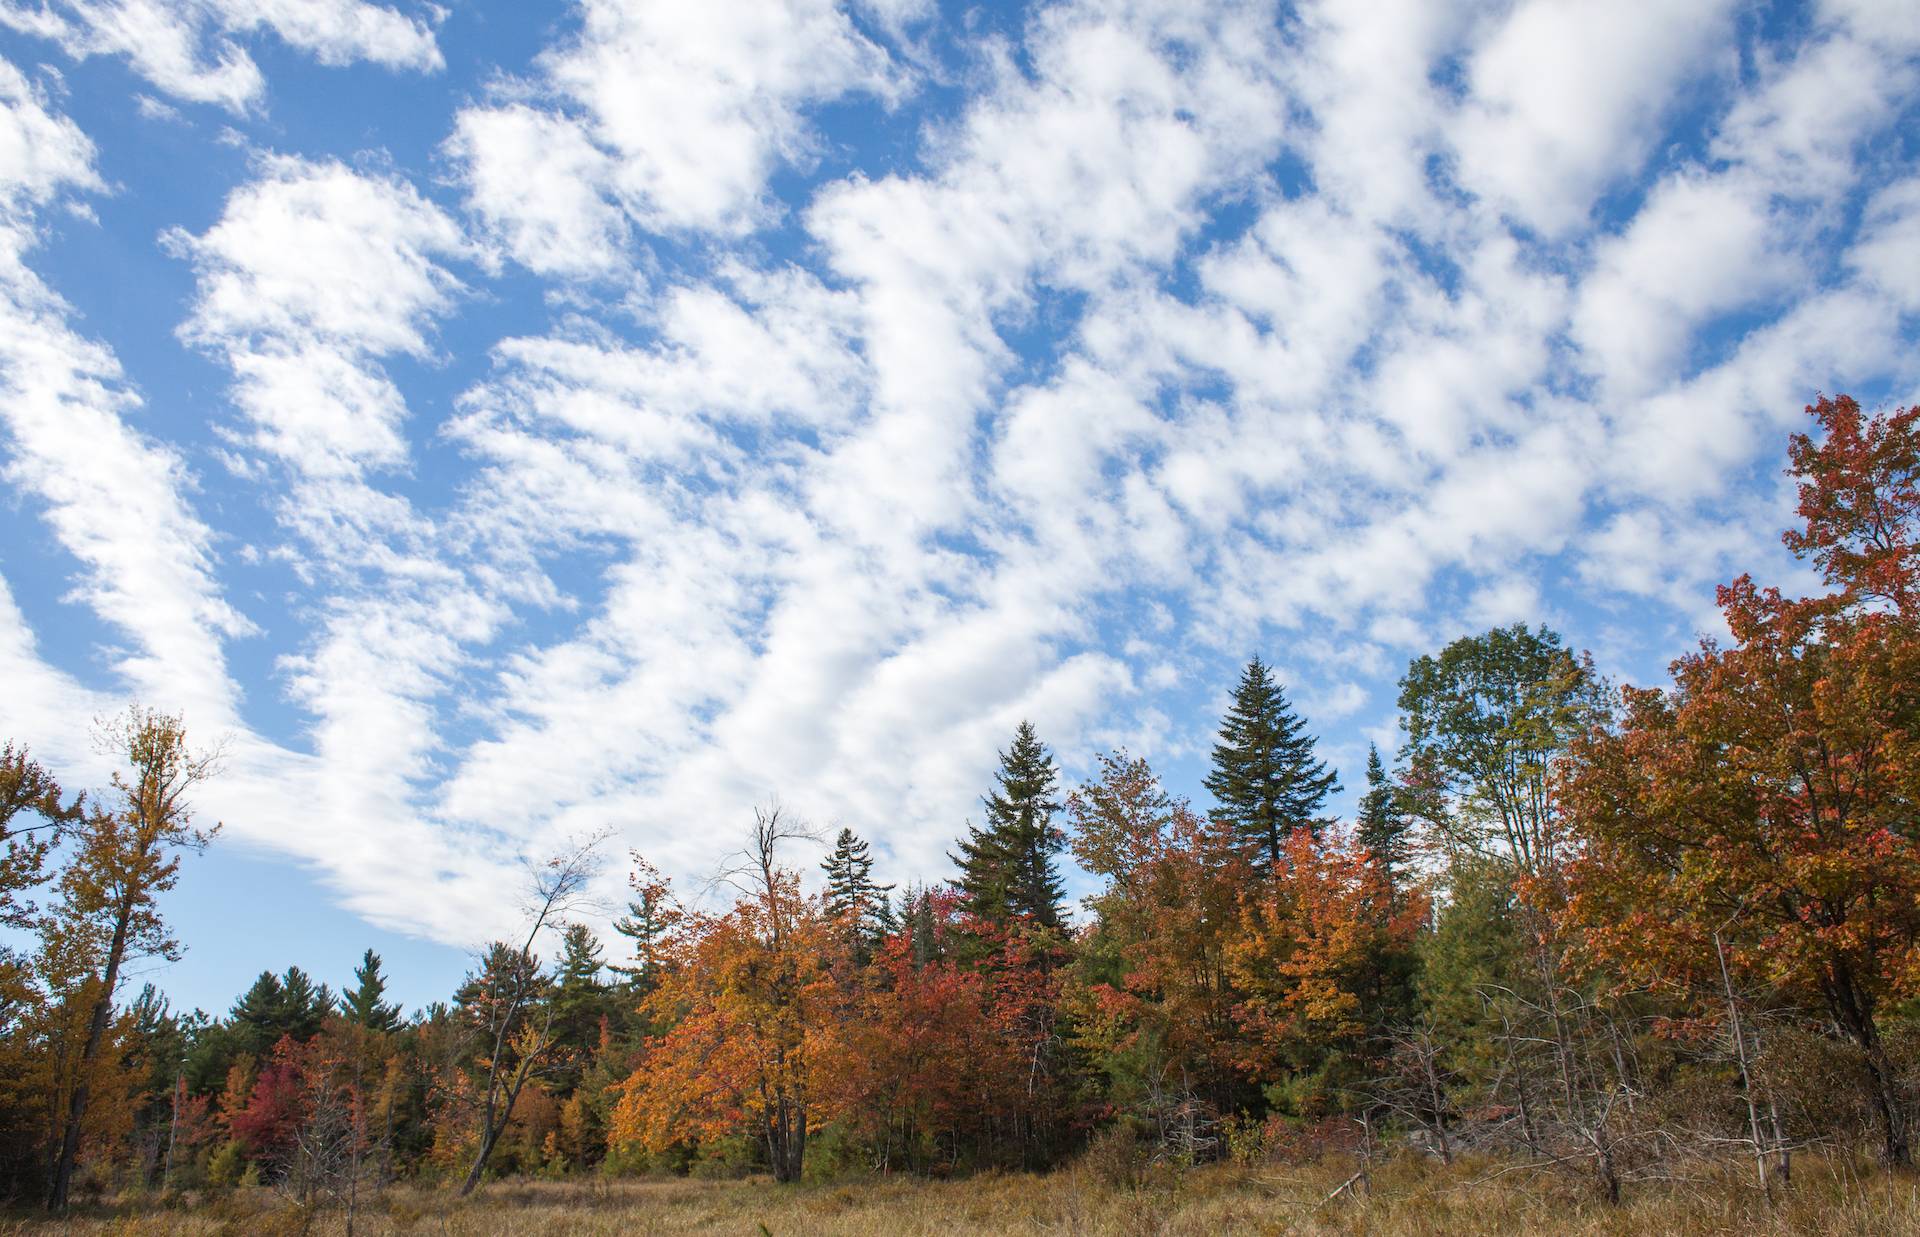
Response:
[5,1153,1918,1236]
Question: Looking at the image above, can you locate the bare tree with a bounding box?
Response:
[456,830,607,1197]
[712,801,822,928]
[1365,1017,1459,1165]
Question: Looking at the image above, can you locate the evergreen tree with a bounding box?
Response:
[951,721,1066,929]
[1204,656,1340,870]
[1356,744,1412,893]
[551,924,611,1076]
[342,948,402,1033]
[822,826,894,961]
[230,965,335,1055]
[610,861,675,997]
[909,887,938,968]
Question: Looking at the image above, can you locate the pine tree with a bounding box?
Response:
[951,721,1066,929]
[280,966,337,1034]
[822,827,894,961]
[1204,656,1340,870]
[342,948,402,1033]
[1356,744,1411,894]
[610,859,676,997]
[551,924,610,1074]
[230,966,335,1056]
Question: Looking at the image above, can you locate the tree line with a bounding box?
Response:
[2,394,1916,1212]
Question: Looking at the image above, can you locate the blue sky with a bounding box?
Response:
[0,0,1916,1018]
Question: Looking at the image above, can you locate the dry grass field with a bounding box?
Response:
[5,1153,1919,1236]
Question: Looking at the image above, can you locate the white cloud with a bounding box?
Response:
[448,0,908,269]
[1573,171,1801,397]
[1450,0,1734,235]
[444,104,626,279]
[0,58,244,724]
[0,0,440,112]
[169,155,469,479]
[160,154,539,941]
[1848,177,1920,311]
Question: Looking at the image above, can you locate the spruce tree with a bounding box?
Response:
[1204,656,1340,870]
[1356,743,1411,893]
[952,721,1066,929]
[342,948,402,1033]
[821,826,894,961]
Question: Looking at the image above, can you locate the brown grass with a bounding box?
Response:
[4,1153,1917,1235]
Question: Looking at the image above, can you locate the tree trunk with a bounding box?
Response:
[48,894,133,1210]
[460,1120,503,1197]
[1863,1043,1911,1167]
[1826,968,1910,1167]
[1717,930,1772,1197]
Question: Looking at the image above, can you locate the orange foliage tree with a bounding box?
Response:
[1226,829,1425,1119]
[1562,396,1920,1165]
[46,708,219,1210]
[1067,753,1251,1135]
[819,906,1017,1172]
[611,809,838,1182]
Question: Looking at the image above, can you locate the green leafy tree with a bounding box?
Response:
[1204,657,1339,869]
[1396,624,1606,876]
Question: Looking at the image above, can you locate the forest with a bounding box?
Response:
[3,392,1919,1233]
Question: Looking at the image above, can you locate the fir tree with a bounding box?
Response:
[1204,656,1340,870]
[342,948,402,1033]
[1356,743,1412,894]
[551,924,611,1075]
[951,721,1066,929]
[230,966,335,1055]
[822,826,894,961]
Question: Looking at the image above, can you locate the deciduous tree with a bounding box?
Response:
[612,808,833,1182]
[1067,752,1250,1141]
[455,833,605,1196]
[46,707,219,1211]
[1397,625,1604,876]
[1563,397,1920,1166]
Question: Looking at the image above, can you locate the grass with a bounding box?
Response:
[4,1152,1917,1234]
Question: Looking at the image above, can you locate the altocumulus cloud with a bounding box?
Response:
[0,0,1916,945]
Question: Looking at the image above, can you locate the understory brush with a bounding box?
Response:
[4,1149,1916,1235]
